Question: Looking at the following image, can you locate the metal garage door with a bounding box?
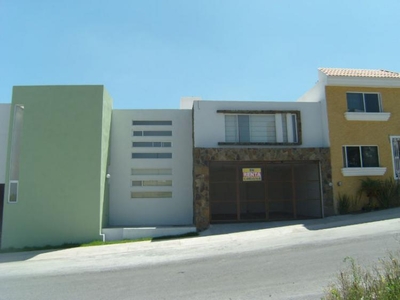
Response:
[209,161,323,222]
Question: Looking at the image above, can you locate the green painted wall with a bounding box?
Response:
[1,85,113,249]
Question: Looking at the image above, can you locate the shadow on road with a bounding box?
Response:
[0,249,58,263]
[199,207,400,237]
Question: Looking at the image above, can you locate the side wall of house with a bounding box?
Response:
[1,86,111,249]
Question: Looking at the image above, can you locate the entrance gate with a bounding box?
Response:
[209,161,322,222]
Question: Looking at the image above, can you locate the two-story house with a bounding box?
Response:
[299,68,400,211]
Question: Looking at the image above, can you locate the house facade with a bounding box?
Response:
[192,100,332,230]
[299,68,400,211]
[1,67,399,249]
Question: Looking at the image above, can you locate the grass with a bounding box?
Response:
[323,249,400,299]
[0,232,199,253]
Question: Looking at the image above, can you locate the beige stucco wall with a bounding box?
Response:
[325,86,400,210]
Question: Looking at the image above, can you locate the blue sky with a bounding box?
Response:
[1,0,400,108]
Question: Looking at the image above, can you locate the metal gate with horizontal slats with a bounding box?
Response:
[209,161,323,222]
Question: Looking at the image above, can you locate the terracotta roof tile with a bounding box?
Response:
[319,68,400,78]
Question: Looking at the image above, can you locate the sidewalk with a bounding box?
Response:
[1,207,400,265]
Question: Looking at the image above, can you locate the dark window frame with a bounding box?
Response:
[346,92,382,113]
[342,145,380,168]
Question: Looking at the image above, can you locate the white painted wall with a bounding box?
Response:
[109,110,193,226]
[193,100,327,148]
[180,97,201,109]
[0,104,11,183]
[297,77,330,147]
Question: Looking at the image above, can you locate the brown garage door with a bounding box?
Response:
[209,161,322,222]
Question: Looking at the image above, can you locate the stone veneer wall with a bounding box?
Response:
[193,147,332,230]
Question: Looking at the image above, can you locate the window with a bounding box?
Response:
[132,180,172,186]
[346,93,381,112]
[132,153,172,159]
[132,142,171,147]
[131,191,172,198]
[391,136,400,179]
[133,131,172,136]
[131,168,172,175]
[342,146,379,168]
[224,113,298,144]
[132,121,172,125]
[9,181,18,203]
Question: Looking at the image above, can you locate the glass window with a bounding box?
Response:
[347,93,364,112]
[132,121,172,125]
[132,142,153,147]
[238,115,250,142]
[132,153,172,159]
[143,131,172,136]
[362,146,379,167]
[346,93,381,112]
[133,131,172,136]
[391,137,400,179]
[131,168,172,175]
[9,181,18,203]
[131,191,172,198]
[364,94,380,112]
[132,180,172,186]
[343,146,379,168]
[132,142,172,147]
[224,113,296,144]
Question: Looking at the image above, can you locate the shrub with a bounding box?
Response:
[359,178,400,210]
[375,178,400,209]
[323,251,400,299]
[337,193,360,214]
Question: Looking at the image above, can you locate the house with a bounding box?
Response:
[1,86,112,249]
[192,99,332,230]
[1,67,399,249]
[299,68,400,211]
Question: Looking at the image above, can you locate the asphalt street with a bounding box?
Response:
[0,208,399,300]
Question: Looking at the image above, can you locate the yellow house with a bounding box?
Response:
[299,68,400,212]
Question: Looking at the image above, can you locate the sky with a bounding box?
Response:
[1,0,400,109]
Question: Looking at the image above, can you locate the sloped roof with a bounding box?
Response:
[319,68,400,78]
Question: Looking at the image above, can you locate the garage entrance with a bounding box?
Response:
[209,161,322,222]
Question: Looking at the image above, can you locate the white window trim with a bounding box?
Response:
[344,112,391,121]
[341,167,387,177]
[390,136,400,180]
